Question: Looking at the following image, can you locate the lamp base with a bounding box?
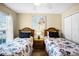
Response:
[38,36,40,39]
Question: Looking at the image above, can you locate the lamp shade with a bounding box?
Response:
[37,31,41,35]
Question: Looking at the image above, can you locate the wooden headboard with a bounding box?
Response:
[19,27,34,37]
[44,27,59,36]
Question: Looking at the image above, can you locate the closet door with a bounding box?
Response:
[72,13,79,43]
[64,16,72,40]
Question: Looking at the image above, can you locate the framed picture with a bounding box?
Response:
[32,16,47,38]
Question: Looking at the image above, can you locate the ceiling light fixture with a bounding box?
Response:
[34,3,41,6]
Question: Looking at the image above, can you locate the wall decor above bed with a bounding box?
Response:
[32,16,47,38]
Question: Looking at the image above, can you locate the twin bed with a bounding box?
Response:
[44,27,79,56]
[0,27,34,56]
[0,27,79,56]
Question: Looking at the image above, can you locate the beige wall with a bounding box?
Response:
[62,3,79,33]
[0,3,18,37]
[18,13,62,31]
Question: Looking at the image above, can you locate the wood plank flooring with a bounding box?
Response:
[31,48,48,56]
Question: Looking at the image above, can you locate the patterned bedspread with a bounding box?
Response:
[0,37,33,56]
[44,37,79,56]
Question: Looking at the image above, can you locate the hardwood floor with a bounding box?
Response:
[32,39,48,56]
[31,48,48,56]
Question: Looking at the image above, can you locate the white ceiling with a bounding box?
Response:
[4,3,74,14]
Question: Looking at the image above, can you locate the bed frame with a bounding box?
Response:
[19,27,34,37]
[44,27,59,36]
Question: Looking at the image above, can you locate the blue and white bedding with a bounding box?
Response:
[0,37,33,56]
[44,37,79,56]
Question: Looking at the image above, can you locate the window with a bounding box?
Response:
[0,12,7,44]
[0,12,13,44]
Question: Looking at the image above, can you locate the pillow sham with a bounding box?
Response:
[19,32,31,38]
[49,32,59,38]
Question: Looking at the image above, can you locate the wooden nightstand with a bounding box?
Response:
[33,38,45,49]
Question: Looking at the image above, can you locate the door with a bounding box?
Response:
[72,13,79,43]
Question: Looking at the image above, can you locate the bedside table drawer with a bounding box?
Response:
[33,39,45,49]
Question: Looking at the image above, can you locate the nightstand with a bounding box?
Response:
[33,38,45,49]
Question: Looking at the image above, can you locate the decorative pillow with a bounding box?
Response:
[49,32,59,38]
[19,32,31,38]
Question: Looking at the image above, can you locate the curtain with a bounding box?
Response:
[6,15,13,40]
